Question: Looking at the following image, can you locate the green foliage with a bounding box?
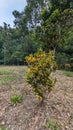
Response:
[56,52,69,69]
[46,120,61,130]
[50,0,73,11]
[0,0,73,66]
[10,95,23,104]
[56,30,73,70]
[26,49,57,100]
[41,7,73,51]
[24,0,49,29]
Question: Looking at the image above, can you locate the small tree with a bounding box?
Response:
[25,49,57,101]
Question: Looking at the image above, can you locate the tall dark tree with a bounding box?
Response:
[40,0,73,53]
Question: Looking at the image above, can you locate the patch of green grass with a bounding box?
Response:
[0,69,12,75]
[0,66,25,85]
[0,67,16,84]
[63,71,73,77]
[0,74,16,85]
[1,127,10,130]
[46,120,61,130]
[10,95,23,104]
[1,127,6,130]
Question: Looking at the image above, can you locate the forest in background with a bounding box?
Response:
[0,0,73,70]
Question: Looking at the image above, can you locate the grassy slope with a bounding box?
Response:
[0,66,73,130]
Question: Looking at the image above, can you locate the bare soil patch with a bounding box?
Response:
[0,66,73,130]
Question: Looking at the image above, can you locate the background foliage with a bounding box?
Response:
[0,0,73,70]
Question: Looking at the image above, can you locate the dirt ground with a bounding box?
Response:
[0,66,73,130]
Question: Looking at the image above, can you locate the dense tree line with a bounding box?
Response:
[0,0,73,69]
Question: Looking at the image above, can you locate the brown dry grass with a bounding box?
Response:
[0,66,73,130]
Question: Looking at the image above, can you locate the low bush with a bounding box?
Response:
[64,64,71,71]
[25,49,57,101]
[10,95,23,104]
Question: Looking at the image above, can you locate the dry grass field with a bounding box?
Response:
[0,66,73,130]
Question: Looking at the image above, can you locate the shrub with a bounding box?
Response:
[64,64,71,71]
[25,49,57,101]
[10,95,23,104]
[56,52,68,70]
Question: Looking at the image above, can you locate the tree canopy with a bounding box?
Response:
[0,0,73,69]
